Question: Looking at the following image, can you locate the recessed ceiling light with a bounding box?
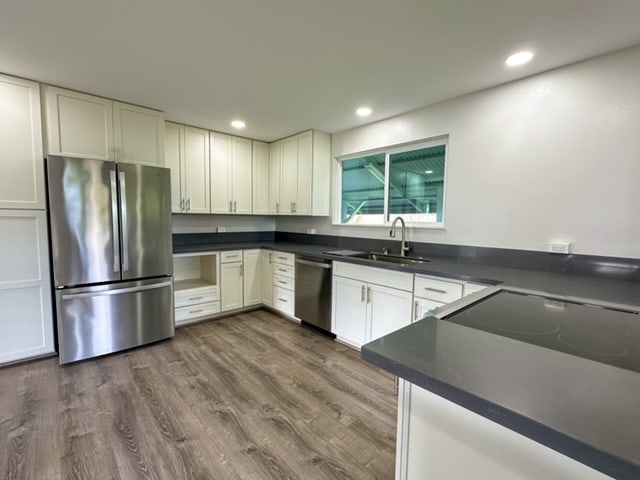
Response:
[356,107,372,117]
[425,170,434,174]
[505,51,534,67]
[231,120,246,129]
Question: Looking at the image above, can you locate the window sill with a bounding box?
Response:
[331,222,446,230]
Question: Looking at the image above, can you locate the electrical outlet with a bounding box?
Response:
[217,227,226,233]
[548,242,571,254]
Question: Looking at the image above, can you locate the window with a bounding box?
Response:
[338,138,447,226]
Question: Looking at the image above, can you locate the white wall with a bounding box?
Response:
[277,45,640,258]
[172,214,275,234]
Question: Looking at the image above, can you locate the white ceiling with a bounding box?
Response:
[2,0,640,142]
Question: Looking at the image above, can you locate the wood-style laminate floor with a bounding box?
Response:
[0,310,397,479]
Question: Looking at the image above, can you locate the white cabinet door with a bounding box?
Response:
[280,136,298,214]
[184,126,210,214]
[295,131,313,215]
[268,140,282,214]
[414,298,444,322]
[369,284,413,341]
[0,210,54,364]
[232,137,253,214]
[261,250,274,306]
[165,122,185,212]
[43,85,114,160]
[210,132,232,213]
[243,249,262,306]
[220,262,243,311]
[113,102,165,166]
[0,74,44,210]
[332,276,367,346]
[252,141,270,215]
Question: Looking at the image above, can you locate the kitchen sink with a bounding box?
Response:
[352,252,430,265]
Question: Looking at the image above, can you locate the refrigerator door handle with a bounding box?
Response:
[60,280,173,300]
[118,170,129,272]
[110,170,121,273]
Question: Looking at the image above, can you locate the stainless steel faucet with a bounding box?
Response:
[390,216,410,256]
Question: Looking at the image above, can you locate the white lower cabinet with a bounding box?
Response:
[0,210,55,364]
[220,250,244,311]
[243,249,262,307]
[271,252,295,317]
[332,261,413,348]
[261,250,274,307]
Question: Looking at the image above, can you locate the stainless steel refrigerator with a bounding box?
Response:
[46,155,174,364]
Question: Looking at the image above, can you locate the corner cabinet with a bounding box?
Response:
[43,85,165,166]
[268,130,330,215]
[332,262,413,348]
[165,122,210,214]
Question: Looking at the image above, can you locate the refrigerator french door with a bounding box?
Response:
[46,155,174,364]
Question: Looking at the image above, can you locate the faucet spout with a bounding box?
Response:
[389,216,410,256]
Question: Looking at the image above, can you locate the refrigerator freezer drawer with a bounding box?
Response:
[56,277,174,364]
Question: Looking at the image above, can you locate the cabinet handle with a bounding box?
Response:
[180,198,185,211]
[293,202,296,213]
[229,200,233,212]
[414,301,419,321]
[189,309,204,315]
[361,285,365,303]
[189,296,204,301]
[240,264,244,276]
[234,200,237,212]
[186,198,191,212]
[277,298,288,303]
[367,287,372,304]
[278,280,287,285]
[424,287,447,295]
[277,268,287,273]
[269,253,272,264]
[276,202,279,213]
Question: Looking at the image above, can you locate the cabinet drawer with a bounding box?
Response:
[175,285,219,308]
[175,301,220,324]
[272,251,294,266]
[273,286,294,316]
[333,261,413,292]
[220,250,243,263]
[414,275,463,303]
[273,263,294,278]
[273,274,294,290]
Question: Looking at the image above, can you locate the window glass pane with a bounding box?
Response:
[387,145,446,223]
[341,153,386,224]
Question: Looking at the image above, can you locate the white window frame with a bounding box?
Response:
[333,136,448,228]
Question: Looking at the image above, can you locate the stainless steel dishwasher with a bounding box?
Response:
[294,256,333,334]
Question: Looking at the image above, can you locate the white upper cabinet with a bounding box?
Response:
[164,122,184,212]
[43,85,164,166]
[210,133,252,214]
[43,85,113,160]
[252,141,269,215]
[166,122,210,214]
[113,102,165,166]
[268,140,282,214]
[0,74,45,210]
[269,130,330,216]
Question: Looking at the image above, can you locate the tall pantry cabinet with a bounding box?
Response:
[0,74,55,364]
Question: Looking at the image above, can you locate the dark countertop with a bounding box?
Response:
[174,240,640,311]
[361,311,640,479]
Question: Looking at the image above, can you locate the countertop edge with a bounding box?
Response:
[361,339,638,480]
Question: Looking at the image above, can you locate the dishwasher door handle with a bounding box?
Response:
[295,258,332,269]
